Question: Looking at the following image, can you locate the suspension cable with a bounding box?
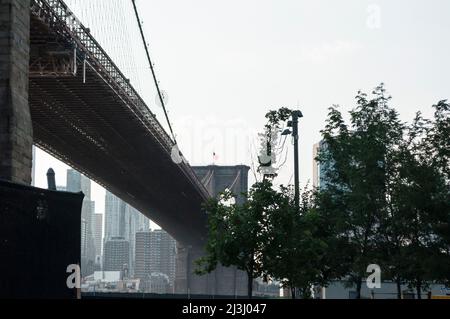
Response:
[131,0,178,145]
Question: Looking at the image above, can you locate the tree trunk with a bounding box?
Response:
[247,272,253,299]
[291,287,296,299]
[356,278,362,299]
[396,278,402,299]
[247,251,255,299]
[417,281,422,300]
[299,287,312,299]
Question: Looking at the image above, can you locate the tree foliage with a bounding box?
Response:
[316,84,405,298]
[316,84,450,298]
[195,181,277,298]
[262,186,319,298]
[198,85,449,300]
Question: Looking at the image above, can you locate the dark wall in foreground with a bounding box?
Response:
[0,180,83,298]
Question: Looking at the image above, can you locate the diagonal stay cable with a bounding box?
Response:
[131,0,177,145]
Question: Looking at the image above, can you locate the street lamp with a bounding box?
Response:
[282,110,304,212]
[282,110,303,300]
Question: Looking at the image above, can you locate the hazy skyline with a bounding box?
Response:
[34,0,450,225]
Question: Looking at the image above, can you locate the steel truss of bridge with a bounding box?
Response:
[29,0,210,246]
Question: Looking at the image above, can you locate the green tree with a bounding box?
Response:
[390,108,450,298]
[263,186,330,299]
[195,181,278,299]
[313,188,360,293]
[317,84,404,299]
[428,100,450,181]
[427,101,450,283]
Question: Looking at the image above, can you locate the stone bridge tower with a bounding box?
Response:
[0,0,33,185]
[175,165,251,297]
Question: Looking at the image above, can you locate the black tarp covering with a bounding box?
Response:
[0,180,83,299]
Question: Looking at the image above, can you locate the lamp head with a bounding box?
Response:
[293,110,304,118]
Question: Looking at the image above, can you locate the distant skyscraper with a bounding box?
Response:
[127,205,150,275]
[67,169,96,277]
[103,237,130,277]
[133,206,150,233]
[135,230,176,292]
[81,217,87,265]
[313,141,332,190]
[94,213,103,262]
[104,191,126,240]
[149,230,177,289]
[104,191,150,276]
[135,231,151,282]
[313,142,321,188]
[67,169,90,197]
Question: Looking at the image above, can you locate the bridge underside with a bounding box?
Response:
[29,9,208,247]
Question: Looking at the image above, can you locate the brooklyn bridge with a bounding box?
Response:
[0,0,249,297]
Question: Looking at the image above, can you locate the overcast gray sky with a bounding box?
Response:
[34,0,450,225]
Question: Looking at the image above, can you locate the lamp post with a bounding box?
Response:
[282,110,304,212]
[282,110,303,299]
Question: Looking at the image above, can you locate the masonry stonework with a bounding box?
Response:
[0,0,33,185]
[175,166,250,296]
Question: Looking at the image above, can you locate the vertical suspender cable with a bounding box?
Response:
[131,0,178,145]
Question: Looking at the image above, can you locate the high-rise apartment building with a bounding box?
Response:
[149,230,177,289]
[134,231,151,282]
[94,213,103,265]
[313,141,332,190]
[103,237,130,277]
[134,230,177,292]
[104,191,150,276]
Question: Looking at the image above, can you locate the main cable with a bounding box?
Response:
[131,0,178,145]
